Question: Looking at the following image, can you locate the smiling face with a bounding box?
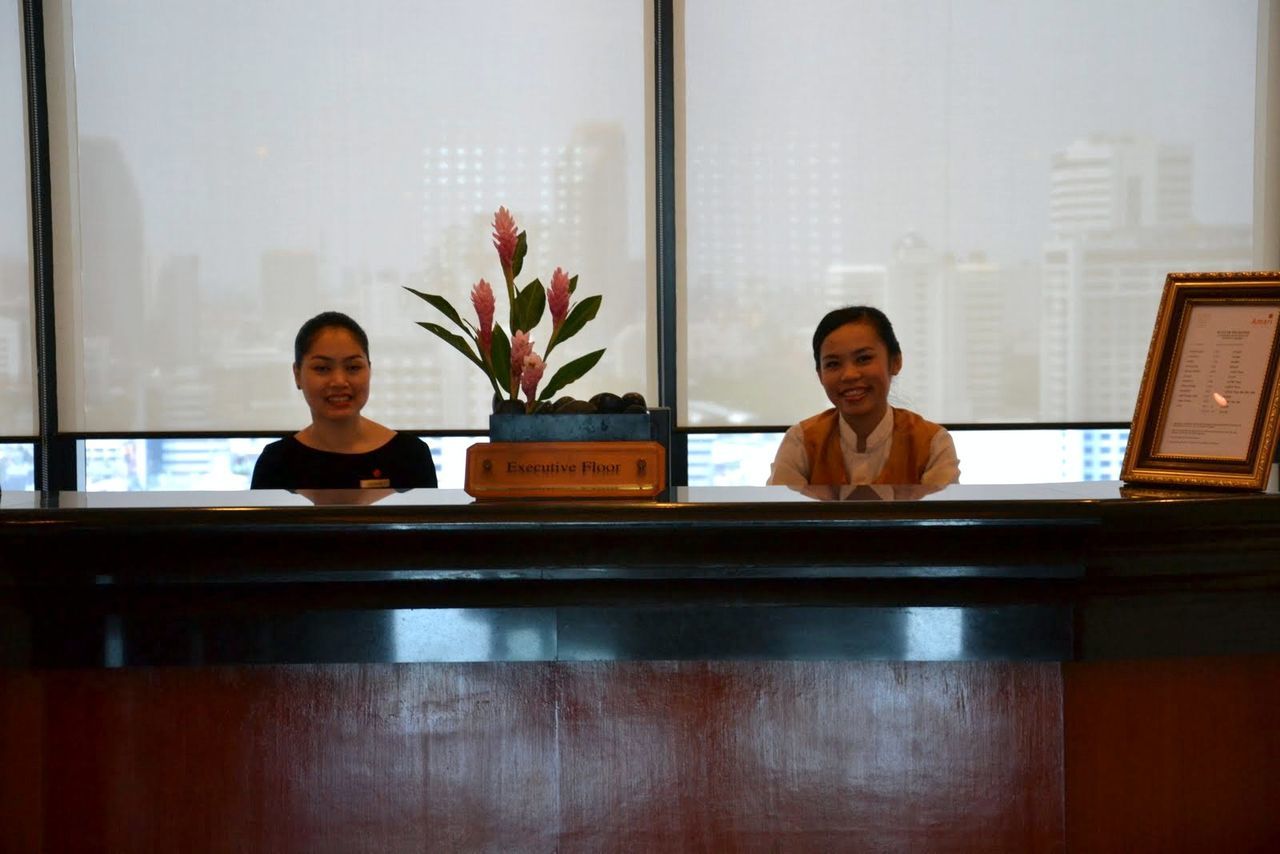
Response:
[817,320,902,436]
[293,326,371,425]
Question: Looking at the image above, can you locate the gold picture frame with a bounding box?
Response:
[1121,272,1280,490]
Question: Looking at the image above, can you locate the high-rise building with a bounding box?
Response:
[548,123,639,401]
[1048,136,1192,236]
[150,255,200,370]
[824,264,888,310]
[0,259,30,426]
[1041,137,1248,421]
[415,122,639,426]
[1042,225,1251,420]
[1081,428,1129,482]
[554,124,627,279]
[418,133,542,427]
[887,231,946,417]
[0,313,19,383]
[684,135,846,423]
[947,256,1005,421]
[78,136,146,429]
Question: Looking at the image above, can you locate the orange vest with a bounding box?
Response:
[800,407,941,485]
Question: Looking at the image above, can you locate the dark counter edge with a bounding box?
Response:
[3,491,1279,666]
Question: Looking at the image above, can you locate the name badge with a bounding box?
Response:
[359,478,391,488]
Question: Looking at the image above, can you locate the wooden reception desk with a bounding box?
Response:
[2,483,1278,851]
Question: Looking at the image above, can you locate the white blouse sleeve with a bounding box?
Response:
[767,424,811,486]
[921,427,961,486]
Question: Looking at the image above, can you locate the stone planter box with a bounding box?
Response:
[489,412,655,443]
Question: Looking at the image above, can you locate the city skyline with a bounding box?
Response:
[0,129,1257,433]
[0,1,1262,438]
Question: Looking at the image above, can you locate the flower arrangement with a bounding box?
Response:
[406,206,604,412]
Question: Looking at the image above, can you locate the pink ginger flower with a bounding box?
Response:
[547,267,571,330]
[470,279,495,358]
[520,353,546,402]
[492,206,519,273]
[509,329,532,388]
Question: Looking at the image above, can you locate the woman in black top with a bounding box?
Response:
[250,312,437,490]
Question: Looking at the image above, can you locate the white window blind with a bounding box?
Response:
[1,5,34,436]
[50,0,652,432]
[681,0,1260,426]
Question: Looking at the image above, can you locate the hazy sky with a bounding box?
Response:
[54,0,1258,289]
[68,0,648,287]
[686,0,1256,263]
[2,0,1265,433]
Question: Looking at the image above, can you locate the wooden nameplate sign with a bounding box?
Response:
[466,410,670,500]
[464,441,666,499]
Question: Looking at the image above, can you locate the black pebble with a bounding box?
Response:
[590,392,625,414]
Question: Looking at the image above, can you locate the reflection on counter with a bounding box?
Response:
[37,604,1068,667]
[673,481,1130,503]
[781,483,947,502]
[1119,461,1280,498]
[5,479,1279,511]
[295,488,398,506]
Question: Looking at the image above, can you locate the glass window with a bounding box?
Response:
[0,443,35,490]
[52,0,651,433]
[687,433,780,486]
[83,438,275,491]
[1,7,35,436]
[81,435,476,491]
[681,0,1258,427]
[689,429,1129,487]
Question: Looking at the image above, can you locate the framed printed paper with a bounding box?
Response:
[1121,272,1280,490]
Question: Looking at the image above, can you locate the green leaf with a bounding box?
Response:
[511,231,529,278]
[416,322,486,371]
[491,324,512,395]
[404,287,469,334]
[546,294,602,356]
[513,278,545,333]
[538,348,606,400]
[568,274,578,295]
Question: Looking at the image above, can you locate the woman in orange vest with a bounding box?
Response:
[768,306,960,487]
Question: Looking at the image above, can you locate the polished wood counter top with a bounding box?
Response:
[3,482,1279,665]
[4,481,1276,573]
[4,484,1279,850]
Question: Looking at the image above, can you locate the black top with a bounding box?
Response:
[250,433,438,490]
